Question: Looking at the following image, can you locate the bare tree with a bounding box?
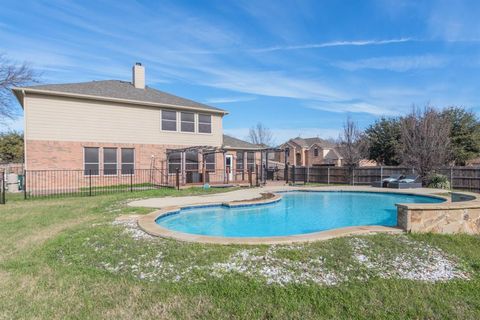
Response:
[337,117,365,168]
[0,54,37,123]
[248,122,274,146]
[399,106,451,182]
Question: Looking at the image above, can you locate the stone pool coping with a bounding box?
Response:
[135,186,455,245]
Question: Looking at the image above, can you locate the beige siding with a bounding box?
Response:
[24,93,223,146]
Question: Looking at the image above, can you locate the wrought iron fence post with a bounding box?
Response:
[89,169,92,196]
[1,171,5,204]
[248,168,252,187]
[285,165,289,184]
[327,167,330,185]
[292,165,296,184]
[130,169,133,192]
[255,164,259,187]
[305,167,308,185]
[352,168,355,186]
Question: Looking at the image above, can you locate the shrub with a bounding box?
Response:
[427,173,450,189]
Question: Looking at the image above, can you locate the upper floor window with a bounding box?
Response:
[181,112,195,132]
[84,147,99,175]
[198,114,212,133]
[103,148,117,175]
[162,110,177,131]
[121,148,135,174]
[314,148,319,157]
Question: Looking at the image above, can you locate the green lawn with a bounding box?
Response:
[0,188,479,319]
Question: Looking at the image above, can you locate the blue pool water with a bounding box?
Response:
[155,192,444,238]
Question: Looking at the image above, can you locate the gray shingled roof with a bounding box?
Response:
[222,134,263,149]
[286,137,335,149]
[20,80,225,113]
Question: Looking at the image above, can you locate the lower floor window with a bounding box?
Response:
[168,151,182,173]
[247,151,255,171]
[103,148,117,175]
[205,153,215,171]
[121,148,135,174]
[84,147,99,175]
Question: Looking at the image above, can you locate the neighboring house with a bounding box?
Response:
[12,63,262,185]
[275,137,343,167]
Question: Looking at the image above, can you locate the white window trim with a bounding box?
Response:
[205,153,216,171]
[161,109,178,132]
[103,147,118,176]
[121,148,135,175]
[198,113,212,134]
[180,111,196,133]
[83,147,100,176]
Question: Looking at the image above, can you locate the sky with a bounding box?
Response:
[1,0,480,144]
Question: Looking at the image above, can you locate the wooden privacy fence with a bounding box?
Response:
[285,165,480,192]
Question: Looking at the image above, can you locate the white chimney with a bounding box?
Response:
[132,62,145,89]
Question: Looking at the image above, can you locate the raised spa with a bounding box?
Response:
[155,191,444,238]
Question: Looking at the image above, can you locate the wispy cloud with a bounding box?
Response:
[204,96,257,104]
[251,38,413,53]
[333,55,448,72]
[306,101,400,117]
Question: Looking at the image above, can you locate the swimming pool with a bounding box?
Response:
[155,191,444,238]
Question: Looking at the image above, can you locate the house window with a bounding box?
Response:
[168,151,182,173]
[103,148,117,175]
[247,151,255,171]
[285,147,290,157]
[121,148,135,174]
[181,112,195,132]
[314,148,319,157]
[84,147,99,175]
[198,114,212,133]
[205,153,215,171]
[236,151,244,171]
[185,150,198,171]
[162,110,177,131]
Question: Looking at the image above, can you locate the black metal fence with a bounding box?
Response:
[24,168,173,198]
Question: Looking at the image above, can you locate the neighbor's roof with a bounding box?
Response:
[283,137,335,149]
[12,80,227,114]
[222,134,263,150]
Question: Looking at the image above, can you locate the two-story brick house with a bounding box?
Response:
[275,137,343,167]
[12,64,263,188]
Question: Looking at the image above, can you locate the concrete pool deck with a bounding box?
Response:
[127,185,471,245]
[128,185,448,209]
